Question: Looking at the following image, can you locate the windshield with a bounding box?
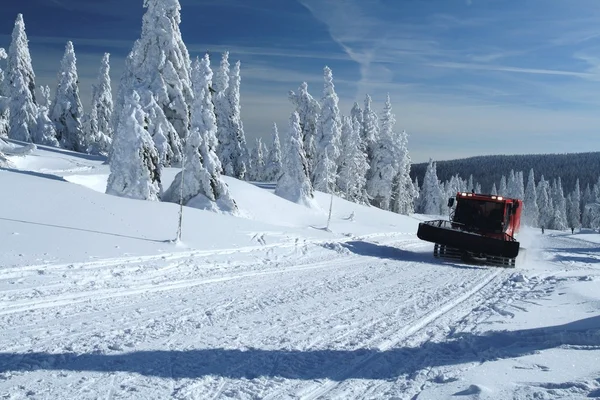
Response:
[453,198,505,231]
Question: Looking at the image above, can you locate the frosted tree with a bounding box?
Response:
[350,102,363,129]
[537,176,553,229]
[7,15,38,142]
[39,85,51,108]
[0,48,7,137]
[467,175,474,192]
[392,129,415,215]
[228,60,249,178]
[569,179,581,229]
[249,137,266,181]
[552,178,568,230]
[263,122,283,182]
[214,53,248,179]
[50,41,85,152]
[86,53,113,155]
[499,175,507,196]
[275,111,315,207]
[362,94,379,166]
[8,15,36,103]
[114,0,193,166]
[337,116,369,203]
[163,54,237,213]
[367,94,401,210]
[106,91,162,201]
[289,82,320,178]
[8,72,37,142]
[419,159,444,215]
[523,168,539,227]
[313,66,341,193]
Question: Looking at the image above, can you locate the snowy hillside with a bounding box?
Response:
[1,142,599,399]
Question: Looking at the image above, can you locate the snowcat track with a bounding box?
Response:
[433,243,515,268]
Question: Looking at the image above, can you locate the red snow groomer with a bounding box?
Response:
[417,192,524,267]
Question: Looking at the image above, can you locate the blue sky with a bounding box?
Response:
[2,0,600,162]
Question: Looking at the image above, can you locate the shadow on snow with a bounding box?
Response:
[341,240,486,270]
[3,316,598,380]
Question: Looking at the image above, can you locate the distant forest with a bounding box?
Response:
[410,152,600,193]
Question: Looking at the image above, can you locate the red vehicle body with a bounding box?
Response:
[417,192,524,267]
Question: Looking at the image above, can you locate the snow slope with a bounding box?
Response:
[1,140,599,399]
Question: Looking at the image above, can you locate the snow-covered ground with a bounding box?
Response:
[1,140,599,400]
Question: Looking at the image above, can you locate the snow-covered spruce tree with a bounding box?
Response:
[569,179,582,229]
[421,160,444,215]
[362,94,379,166]
[523,168,539,227]
[0,48,7,137]
[289,82,321,179]
[263,122,282,182]
[350,102,363,129]
[7,14,39,142]
[38,85,51,108]
[249,137,266,181]
[213,53,248,179]
[392,129,415,215]
[337,115,369,203]
[106,90,162,201]
[552,178,568,230]
[275,111,315,207]
[367,94,400,210]
[491,183,498,196]
[537,176,554,229]
[86,53,113,155]
[114,0,193,166]
[228,60,249,179]
[33,93,59,147]
[8,14,36,104]
[313,66,341,193]
[50,41,85,151]
[163,54,237,213]
[498,175,507,196]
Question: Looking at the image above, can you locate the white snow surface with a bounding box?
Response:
[1,143,599,399]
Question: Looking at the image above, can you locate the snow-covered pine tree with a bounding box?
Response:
[537,176,553,229]
[289,82,320,179]
[8,71,37,143]
[263,122,283,182]
[275,111,315,207]
[0,48,8,137]
[467,175,474,192]
[165,54,237,212]
[249,137,266,181]
[362,94,379,166]
[114,0,192,166]
[50,41,85,152]
[213,53,248,179]
[33,102,59,147]
[39,85,51,108]
[491,183,498,196]
[313,66,342,193]
[86,53,113,155]
[523,168,539,227]
[350,101,363,129]
[228,60,248,179]
[392,129,415,215]
[367,94,400,210]
[8,14,36,104]
[106,90,162,201]
[7,14,38,142]
[419,159,444,215]
[552,178,568,230]
[337,115,369,203]
[499,175,507,196]
[569,179,581,229]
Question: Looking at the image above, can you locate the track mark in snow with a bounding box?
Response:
[296,270,503,400]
